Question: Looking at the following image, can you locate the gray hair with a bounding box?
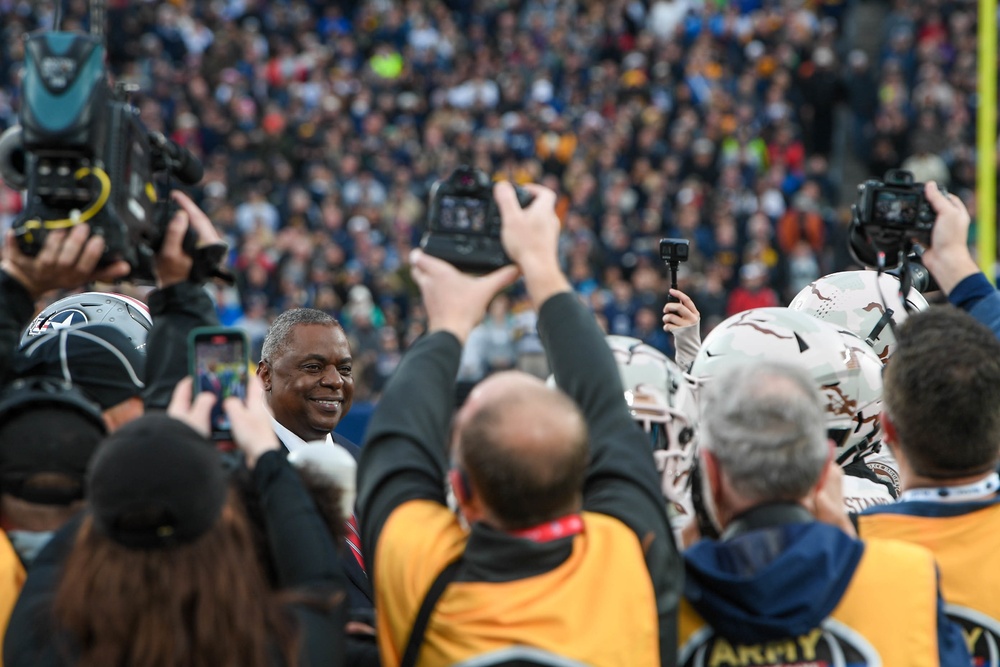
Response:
[701,361,828,503]
[260,308,341,363]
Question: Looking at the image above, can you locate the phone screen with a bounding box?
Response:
[192,331,249,440]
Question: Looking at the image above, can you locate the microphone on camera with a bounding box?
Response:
[150,132,204,185]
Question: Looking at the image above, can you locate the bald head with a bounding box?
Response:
[454,372,589,530]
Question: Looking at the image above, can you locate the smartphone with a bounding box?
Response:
[187,327,250,441]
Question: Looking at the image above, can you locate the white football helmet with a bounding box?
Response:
[788,270,928,364]
[605,335,699,513]
[690,308,884,465]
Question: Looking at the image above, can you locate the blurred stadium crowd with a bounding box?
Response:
[0,0,980,400]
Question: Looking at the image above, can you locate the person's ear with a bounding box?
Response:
[449,466,485,524]
[256,361,271,391]
[880,409,898,451]
[449,467,472,505]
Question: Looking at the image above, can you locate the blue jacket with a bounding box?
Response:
[949,273,1000,337]
[680,503,969,666]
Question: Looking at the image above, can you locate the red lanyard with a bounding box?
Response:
[508,514,584,543]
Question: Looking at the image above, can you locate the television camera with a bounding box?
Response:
[0,1,226,284]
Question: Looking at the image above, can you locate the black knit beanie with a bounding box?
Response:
[88,413,227,550]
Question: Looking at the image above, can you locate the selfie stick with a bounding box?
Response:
[666,261,680,304]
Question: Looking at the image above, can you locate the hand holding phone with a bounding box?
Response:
[188,327,250,441]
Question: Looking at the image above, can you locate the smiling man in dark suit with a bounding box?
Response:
[258,308,377,664]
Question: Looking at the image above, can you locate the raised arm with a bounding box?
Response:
[496,182,681,667]
[143,192,223,409]
[356,249,519,574]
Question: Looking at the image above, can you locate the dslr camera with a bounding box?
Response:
[849,169,940,269]
[421,166,533,273]
[0,25,204,283]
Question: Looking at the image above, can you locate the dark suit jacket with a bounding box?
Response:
[277,431,380,667]
[276,431,374,613]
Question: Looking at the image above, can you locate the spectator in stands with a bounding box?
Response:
[357,183,681,666]
[680,360,968,665]
[726,262,778,316]
[6,0,980,401]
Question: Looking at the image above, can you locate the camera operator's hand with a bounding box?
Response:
[166,376,216,439]
[1,225,131,299]
[920,182,980,295]
[409,248,520,345]
[494,182,571,308]
[155,191,225,289]
[223,374,281,469]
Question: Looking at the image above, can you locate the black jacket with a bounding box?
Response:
[275,431,380,667]
[3,451,348,666]
[142,281,219,409]
[0,272,35,386]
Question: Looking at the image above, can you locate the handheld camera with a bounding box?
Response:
[187,327,249,443]
[660,238,690,303]
[849,169,941,270]
[0,4,215,284]
[420,166,533,274]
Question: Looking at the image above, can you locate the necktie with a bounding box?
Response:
[345,514,366,572]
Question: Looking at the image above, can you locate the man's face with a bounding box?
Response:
[258,324,354,442]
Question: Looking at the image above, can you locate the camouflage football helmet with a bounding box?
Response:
[690,308,884,464]
[828,325,886,465]
[605,335,699,511]
[788,270,928,364]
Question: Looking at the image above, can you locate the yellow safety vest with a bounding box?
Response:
[859,502,1000,662]
[375,500,660,667]
[679,538,942,667]
[0,530,26,667]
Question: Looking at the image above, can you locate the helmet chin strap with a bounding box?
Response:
[864,308,895,348]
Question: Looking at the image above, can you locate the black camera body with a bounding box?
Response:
[659,238,690,265]
[850,169,939,267]
[1,31,203,283]
[421,166,533,274]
